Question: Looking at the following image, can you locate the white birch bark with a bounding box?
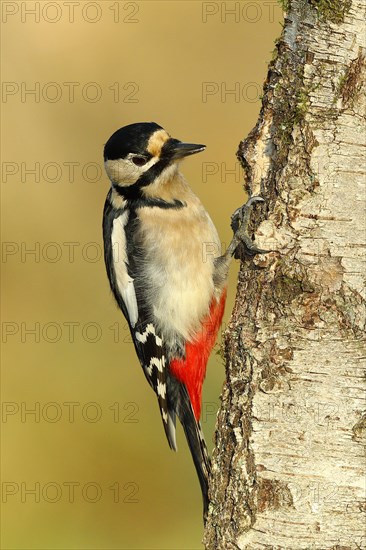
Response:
[204,1,366,548]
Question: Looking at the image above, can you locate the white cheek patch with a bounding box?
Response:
[105,159,138,185]
[105,155,159,185]
[111,212,139,328]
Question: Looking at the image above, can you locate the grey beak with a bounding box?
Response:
[170,142,206,160]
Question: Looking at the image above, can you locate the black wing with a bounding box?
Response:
[103,194,176,447]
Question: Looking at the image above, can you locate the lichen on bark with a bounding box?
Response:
[308,0,352,24]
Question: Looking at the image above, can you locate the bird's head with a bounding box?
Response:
[103,122,205,192]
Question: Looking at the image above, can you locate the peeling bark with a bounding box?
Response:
[204,1,366,548]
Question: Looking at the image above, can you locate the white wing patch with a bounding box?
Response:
[111,212,139,328]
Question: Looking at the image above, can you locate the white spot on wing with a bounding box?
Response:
[150,356,165,373]
[157,380,166,399]
[111,212,138,328]
[135,324,162,346]
[155,334,162,346]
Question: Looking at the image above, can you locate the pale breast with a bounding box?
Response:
[137,198,221,344]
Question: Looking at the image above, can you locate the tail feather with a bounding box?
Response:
[167,409,177,451]
[176,383,211,521]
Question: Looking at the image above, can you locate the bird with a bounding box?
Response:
[102,122,264,520]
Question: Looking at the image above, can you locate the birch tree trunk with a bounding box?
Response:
[204,1,366,548]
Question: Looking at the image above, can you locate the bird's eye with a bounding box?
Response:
[132,156,148,166]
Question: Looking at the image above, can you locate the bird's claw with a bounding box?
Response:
[231,195,264,230]
[231,196,269,258]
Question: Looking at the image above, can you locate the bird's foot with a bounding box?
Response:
[230,196,269,258]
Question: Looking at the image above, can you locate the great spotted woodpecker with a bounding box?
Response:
[102,122,264,519]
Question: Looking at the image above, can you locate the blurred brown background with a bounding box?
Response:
[1,1,281,548]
